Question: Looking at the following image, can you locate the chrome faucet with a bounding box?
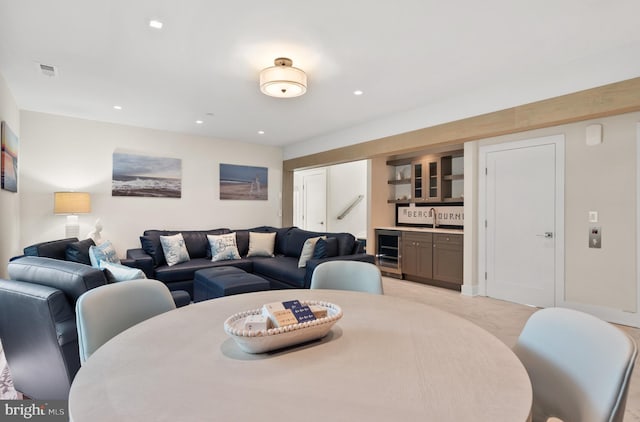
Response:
[429,207,438,228]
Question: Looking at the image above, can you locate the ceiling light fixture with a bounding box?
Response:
[149,20,163,29]
[195,120,203,125]
[258,130,265,135]
[113,105,122,110]
[353,90,364,96]
[259,57,307,98]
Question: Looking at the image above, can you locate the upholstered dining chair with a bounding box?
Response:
[513,307,637,422]
[310,260,383,294]
[76,279,176,364]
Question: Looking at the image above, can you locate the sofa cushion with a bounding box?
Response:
[330,233,357,256]
[282,228,326,258]
[234,230,250,256]
[313,237,339,259]
[247,232,276,257]
[24,238,79,260]
[252,256,307,289]
[140,231,170,266]
[65,238,95,265]
[180,231,210,259]
[153,258,253,284]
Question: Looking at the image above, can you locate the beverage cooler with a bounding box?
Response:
[375,229,402,277]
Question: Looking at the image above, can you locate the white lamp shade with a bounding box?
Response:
[259,61,307,98]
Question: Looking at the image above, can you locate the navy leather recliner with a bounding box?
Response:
[0,256,106,400]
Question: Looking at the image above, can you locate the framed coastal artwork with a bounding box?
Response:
[219,163,268,200]
[112,152,182,198]
[1,121,18,193]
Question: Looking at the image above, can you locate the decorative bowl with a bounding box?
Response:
[223,300,342,353]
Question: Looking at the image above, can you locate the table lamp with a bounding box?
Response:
[54,192,91,238]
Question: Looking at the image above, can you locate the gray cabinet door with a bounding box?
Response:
[433,234,463,284]
[403,232,433,278]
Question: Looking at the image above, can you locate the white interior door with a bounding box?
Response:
[302,170,327,232]
[483,136,564,308]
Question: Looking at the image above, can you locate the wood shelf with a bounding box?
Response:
[442,174,464,181]
[388,179,412,185]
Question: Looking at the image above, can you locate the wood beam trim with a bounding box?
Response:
[283,77,640,171]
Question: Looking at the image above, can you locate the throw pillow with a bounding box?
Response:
[247,232,276,257]
[99,260,147,282]
[160,233,190,267]
[313,237,339,259]
[89,240,120,268]
[298,236,325,268]
[207,233,241,262]
[66,238,96,265]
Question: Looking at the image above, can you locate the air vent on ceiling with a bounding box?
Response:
[38,63,58,77]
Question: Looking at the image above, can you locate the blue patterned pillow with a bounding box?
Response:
[160,233,190,267]
[99,261,147,282]
[88,240,120,268]
[208,233,241,262]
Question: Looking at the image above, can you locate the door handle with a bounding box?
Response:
[536,232,553,238]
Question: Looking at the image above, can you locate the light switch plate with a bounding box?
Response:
[589,211,598,223]
[589,226,601,248]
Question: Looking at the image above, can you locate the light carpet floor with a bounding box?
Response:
[1,277,639,420]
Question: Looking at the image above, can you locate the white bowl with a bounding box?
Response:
[224,300,343,353]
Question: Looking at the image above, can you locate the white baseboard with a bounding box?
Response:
[461,284,479,297]
[559,300,640,328]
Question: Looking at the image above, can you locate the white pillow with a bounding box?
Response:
[99,260,147,282]
[208,233,241,262]
[298,236,325,268]
[89,240,120,268]
[160,233,190,267]
[247,232,276,257]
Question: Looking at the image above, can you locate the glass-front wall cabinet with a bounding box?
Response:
[387,150,463,204]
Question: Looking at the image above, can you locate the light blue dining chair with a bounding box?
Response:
[310,260,384,294]
[76,279,176,364]
[513,307,637,422]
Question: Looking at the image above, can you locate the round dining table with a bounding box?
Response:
[69,289,532,421]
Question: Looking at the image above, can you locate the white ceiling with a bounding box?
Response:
[1,0,639,156]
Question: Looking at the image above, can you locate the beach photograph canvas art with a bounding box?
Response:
[1,121,18,193]
[112,152,182,198]
[220,163,268,200]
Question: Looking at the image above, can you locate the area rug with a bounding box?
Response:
[0,341,18,399]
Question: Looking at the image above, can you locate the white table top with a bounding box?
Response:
[69,289,532,422]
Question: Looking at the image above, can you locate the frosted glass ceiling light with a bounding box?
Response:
[259,58,307,98]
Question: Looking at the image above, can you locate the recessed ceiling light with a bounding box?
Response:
[258,130,265,135]
[195,120,204,125]
[113,105,122,110]
[149,20,163,29]
[353,90,364,96]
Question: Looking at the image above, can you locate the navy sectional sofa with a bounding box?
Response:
[126,226,374,298]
